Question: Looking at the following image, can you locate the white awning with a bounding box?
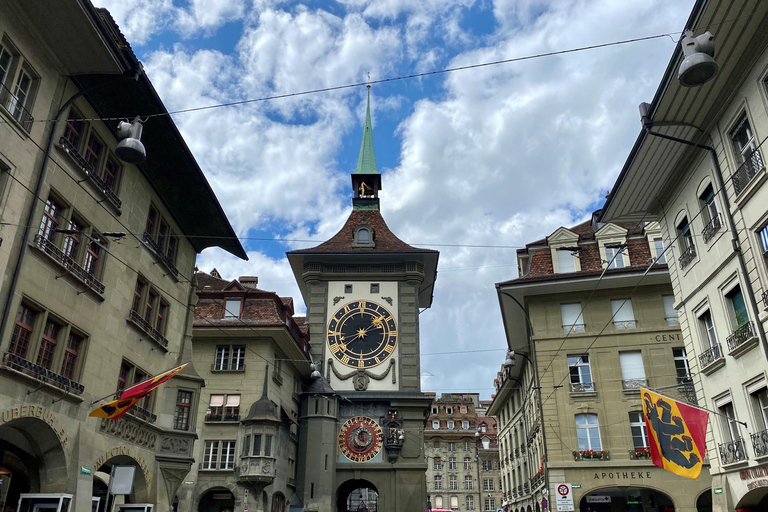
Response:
[226,395,240,407]
[210,394,224,407]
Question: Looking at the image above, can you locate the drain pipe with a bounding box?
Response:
[0,88,86,342]
[639,107,768,361]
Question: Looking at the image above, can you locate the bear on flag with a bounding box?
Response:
[642,388,709,479]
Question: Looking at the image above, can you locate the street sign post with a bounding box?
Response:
[555,483,574,511]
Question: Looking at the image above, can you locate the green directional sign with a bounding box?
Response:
[80,466,92,475]
[713,488,723,495]
[572,484,582,489]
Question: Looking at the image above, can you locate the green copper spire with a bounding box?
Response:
[353,87,379,175]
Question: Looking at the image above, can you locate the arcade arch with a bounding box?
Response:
[337,479,379,512]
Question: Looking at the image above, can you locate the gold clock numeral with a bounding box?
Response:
[384,344,395,354]
[357,359,365,369]
[340,354,351,365]
[374,357,381,364]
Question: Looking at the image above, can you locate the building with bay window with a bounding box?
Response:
[0,2,245,511]
[600,1,768,510]
[185,271,312,512]
[490,215,711,512]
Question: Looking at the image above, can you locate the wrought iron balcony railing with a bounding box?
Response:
[699,343,723,369]
[702,213,723,243]
[562,323,585,334]
[750,429,768,458]
[614,320,637,330]
[622,379,648,390]
[677,380,698,406]
[126,403,157,423]
[679,244,697,269]
[128,309,169,348]
[0,80,34,132]
[718,437,747,465]
[142,232,179,277]
[34,234,105,294]
[727,321,756,352]
[570,381,595,393]
[205,413,240,422]
[2,352,85,395]
[763,290,768,310]
[58,137,122,210]
[733,149,765,196]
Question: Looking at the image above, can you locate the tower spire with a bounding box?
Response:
[352,85,382,210]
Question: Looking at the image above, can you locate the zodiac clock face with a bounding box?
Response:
[338,416,383,463]
[327,300,397,369]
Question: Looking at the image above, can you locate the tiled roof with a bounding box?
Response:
[498,262,668,286]
[289,210,437,254]
[526,219,645,247]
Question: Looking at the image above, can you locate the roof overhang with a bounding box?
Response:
[13,0,123,75]
[286,250,439,308]
[601,0,768,223]
[72,72,247,259]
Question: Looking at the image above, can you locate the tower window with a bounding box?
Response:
[357,228,370,243]
[370,283,379,293]
[352,225,375,248]
[344,284,353,294]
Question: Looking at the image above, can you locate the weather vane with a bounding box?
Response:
[366,71,371,89]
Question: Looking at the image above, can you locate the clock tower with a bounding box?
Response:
[289,88,438,512]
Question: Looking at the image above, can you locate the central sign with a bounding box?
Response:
[555,483,574,511]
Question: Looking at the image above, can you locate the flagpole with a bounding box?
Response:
[642,387,747,428]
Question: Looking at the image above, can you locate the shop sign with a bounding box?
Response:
[555,483,574,512]
[213,494,232,500]
[627,497,639,504]
[739,464,768,491]
[80,466,92,475]
[713,488,723,495]
[586,496,611,503]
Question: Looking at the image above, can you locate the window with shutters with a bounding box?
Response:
[611,299,636,329]
[662,295,678,326]
[619,351,646,390]
[561,303,585,333]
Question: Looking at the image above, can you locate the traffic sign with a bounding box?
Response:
[555,483,574,512]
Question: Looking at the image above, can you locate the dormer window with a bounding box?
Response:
[596,223,630,270]
[223,299,242,319]
[352,224,375,248]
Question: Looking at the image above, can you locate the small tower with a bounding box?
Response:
[351,86,382,211]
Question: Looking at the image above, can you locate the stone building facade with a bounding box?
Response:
[601,1,768,510]
[181,271,312,512]
[0,2,245,511]
[491,217,712,511]
[424,394,503,512]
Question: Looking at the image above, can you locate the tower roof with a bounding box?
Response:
[352,88,379,176]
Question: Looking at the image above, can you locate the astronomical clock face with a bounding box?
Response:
[328,300,397,369]
[338,416,383,463]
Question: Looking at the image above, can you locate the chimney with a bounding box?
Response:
[239,276,258,289]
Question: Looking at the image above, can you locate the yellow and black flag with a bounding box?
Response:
[642,388,709,479]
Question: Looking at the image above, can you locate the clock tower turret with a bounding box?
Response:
[289,89,438,512]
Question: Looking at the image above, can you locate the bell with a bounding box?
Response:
[678,30,718,87]
[116,117,146,163]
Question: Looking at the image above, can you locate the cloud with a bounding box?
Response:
[111,0,691,398]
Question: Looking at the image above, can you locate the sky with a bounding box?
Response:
[93,0,694,398]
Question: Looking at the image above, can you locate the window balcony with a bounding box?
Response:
[750,429,768,459]
[33,234,105,296]
[573,450,610,461]
[141,232,179,278]
[562,323,585,334]
[126,403,157,424]
[718,437,747,465]
[702,213,723,243]
[699,343,724,374]
[679,244,697,269]
[629,447,651,460]
[205,413,240,422]
[2,351,85,396]
[57,137,122,211]
[733,150,764,196]
[622,379,648,391]
[613,320,637,330]
[726,321,758,357]
[570,381,596,393]
[128,309,169,349]
[0,80,33,132]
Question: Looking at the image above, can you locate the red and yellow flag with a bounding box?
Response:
[89,363,188,420]
[89,396,143,420]
[642,388,708,479]
[118,363,188,401]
